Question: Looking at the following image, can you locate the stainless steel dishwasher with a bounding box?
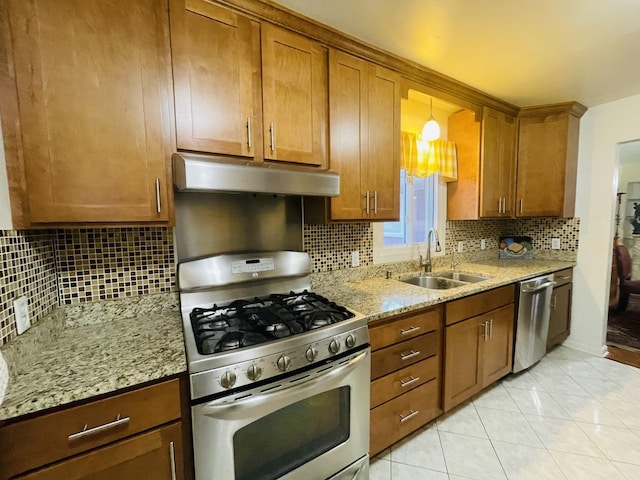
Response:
[512,273,555,373]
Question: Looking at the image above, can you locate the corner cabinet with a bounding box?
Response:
[0,0,174,227]
[447,107,517,220]
[443,285,515,411]
[515,102,587,217]
[369,306,442,456]
[170,0,327,167]
[306,50,400,222]
[0,378,189,480]
[547,268,573,348]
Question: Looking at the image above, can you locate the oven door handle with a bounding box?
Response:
[203,349,369,411]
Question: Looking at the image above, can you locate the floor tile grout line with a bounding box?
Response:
[471,402,510,479]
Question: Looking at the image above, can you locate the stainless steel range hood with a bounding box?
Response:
[172,152,340,197]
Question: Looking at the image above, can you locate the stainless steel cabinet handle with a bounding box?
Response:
[400,376,421,387]
[399,409,420,423]
[247,117,252,149]
[155,178,161,213]
[68,415,130,441]
[269,121,275,152]
[519,198,523,215]
[481,322,487,340]
[551,295,557,309]
[365,191,370,214]
[400,350,421,361]
[489,319,493,339]
[169,441,177,480]
[400,326,421,336]
[502,197,506,213]
[521,281,554,293]
[558,275,571,280]
[497,198,502,213]
[374,191,378,214]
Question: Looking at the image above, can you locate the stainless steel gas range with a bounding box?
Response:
[177,251,370,480]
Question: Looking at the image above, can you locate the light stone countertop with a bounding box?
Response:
[313,258,576,322]
[0,293,186,422]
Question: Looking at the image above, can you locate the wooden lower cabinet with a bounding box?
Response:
[368,307,443,456]
[17,422,183,480]
[443,287,515,412]
[547,268,573,349]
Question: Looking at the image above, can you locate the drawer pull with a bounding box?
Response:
[169,441,177,480]
[400,326,420,335]
[400,376,421,387]
[68,414,130,442]
[400,350,421,361]
[399,409,420,423]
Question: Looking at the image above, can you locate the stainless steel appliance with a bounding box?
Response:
[512,273,555,373]
[178,251,370,480]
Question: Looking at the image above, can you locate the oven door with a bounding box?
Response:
[191,348,370,480]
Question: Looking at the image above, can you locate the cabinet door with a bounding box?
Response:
[5,0,173,224]
[443,318,482,411]
[367,64,401,221]
[481,304,514,386]
[480,108,516,218]
[261,24,327,167]
[170,0,262,158]
[515,113,569,217]
[328,50,367,220]
[547,283,572,348]
[18,422,183,480]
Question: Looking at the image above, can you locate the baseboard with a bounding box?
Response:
[561,339,609,357]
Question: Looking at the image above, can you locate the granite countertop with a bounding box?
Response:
[0,293,186,422]
[314,258,575,323]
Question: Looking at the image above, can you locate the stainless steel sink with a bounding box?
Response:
[401,276,468,290]
[400,271,489,290]
[434,271,488,283]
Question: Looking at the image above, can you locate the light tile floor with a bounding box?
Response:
[370,346,640,479]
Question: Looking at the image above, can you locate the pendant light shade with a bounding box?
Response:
[422,98,440,142]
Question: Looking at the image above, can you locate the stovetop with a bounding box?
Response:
[190,291,355,355]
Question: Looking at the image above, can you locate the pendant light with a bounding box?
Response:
[421,97,440,142]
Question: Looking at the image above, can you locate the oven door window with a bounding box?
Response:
[233,386,351,480]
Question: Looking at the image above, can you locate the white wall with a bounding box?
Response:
[0,119,13,229]
[566,93,640,356]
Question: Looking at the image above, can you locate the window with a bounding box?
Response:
[373,170,446,264]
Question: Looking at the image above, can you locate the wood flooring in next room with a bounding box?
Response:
[370,346,640,480]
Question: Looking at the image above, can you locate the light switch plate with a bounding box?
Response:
[14,296,30,335]
[457,241,464,253]
[481,239,486,250]
[351,251,360,267]
[551,238,561,250]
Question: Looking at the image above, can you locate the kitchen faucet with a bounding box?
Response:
[420,228,441,273]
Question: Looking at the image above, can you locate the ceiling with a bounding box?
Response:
[271,0,640,108]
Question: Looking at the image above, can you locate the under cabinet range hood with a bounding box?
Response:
[172,152,340,197]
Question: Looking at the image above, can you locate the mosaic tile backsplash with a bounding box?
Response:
[0,230,58,344]
[0,217,580,345]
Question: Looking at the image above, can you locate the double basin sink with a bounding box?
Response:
[401,271,489,290]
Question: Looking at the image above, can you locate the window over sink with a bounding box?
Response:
[372,171,447,264]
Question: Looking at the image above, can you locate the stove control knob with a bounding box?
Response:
[345,334,356,349]
[220,371,236,389]
[305,347,318,363]
[328,339,341,354]
[276,355,291,372]
[246,364,262,381]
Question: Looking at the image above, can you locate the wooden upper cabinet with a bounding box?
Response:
[261,24,328,167]
[327,50,400,221]
[447,106,516,220]
[515,102,586,217]
[480,107,516,218]
[1,0,174,226]
[170,0,262,158]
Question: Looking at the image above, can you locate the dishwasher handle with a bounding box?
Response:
[521,281,554,293]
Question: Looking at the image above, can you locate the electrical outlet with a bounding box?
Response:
[14,296,30,335]
[481,239,486,250]
[551,238,561,250]
[351,251,360,267]
[457,241,464,253]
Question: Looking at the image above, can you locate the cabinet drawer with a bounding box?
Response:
[369,307,442,351]
[371,332,439,380]
[446,285,515,326]
[553,268,573,287]
[370,379,441,456]
[371,356,439,408]
[0,379,181,479]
